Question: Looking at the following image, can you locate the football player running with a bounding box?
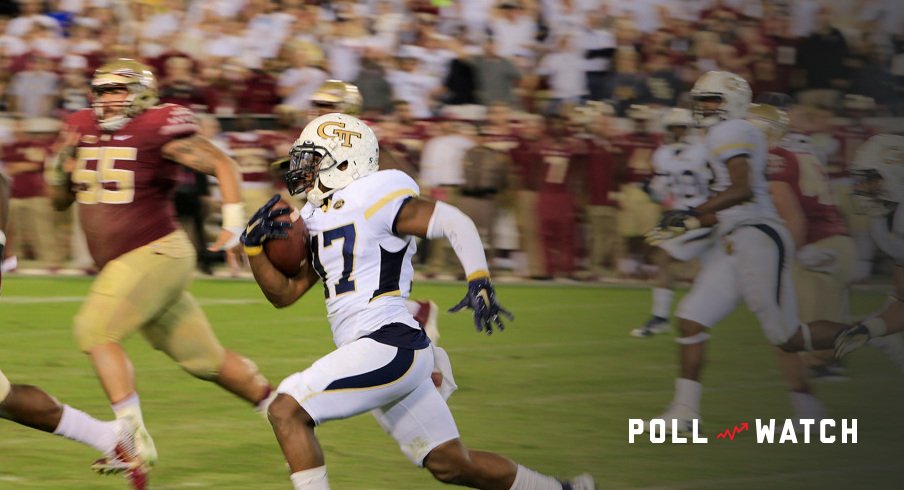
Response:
[752,103,891,377]
[282,79,448,384]
[45,59,275,486]
[632,108,714,337]
[308,81,441,337]
[243,113,596,490]
[644,71,856,433]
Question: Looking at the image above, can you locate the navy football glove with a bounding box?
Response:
[241,194,292,256]
[449,278,514,335]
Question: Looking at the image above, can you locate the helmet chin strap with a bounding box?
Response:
[306,178,339,207]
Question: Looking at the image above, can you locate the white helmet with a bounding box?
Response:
[690,71,752,127]
[286,113,379,206]
[660,108,695,143]
[851,134,904,216]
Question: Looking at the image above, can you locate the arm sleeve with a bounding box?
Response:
[425,201,490,281]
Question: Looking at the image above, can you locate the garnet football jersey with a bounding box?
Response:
[65,104,199,267]
[768,146,848,244]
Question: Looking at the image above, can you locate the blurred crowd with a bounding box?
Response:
[1,0,903,280]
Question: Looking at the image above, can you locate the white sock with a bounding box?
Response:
[652,288,674,319]
[290,466,330,490]
[112,393,144,425]
[509,464,563,490]
[673,378,702,414]
[53,405,117,454]
[789,391,826,420]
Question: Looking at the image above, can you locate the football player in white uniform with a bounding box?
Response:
[644,71,852,433]
[830,134,904,357]
[284,79,448,389]
[632,108,714,337]
[242,113,595,490]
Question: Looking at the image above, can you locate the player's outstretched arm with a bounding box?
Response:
[395,198,513,334]
[162,135,245,251]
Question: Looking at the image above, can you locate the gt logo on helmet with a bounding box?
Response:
[317,121,362,148]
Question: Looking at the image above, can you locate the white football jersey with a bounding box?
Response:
[301,170,420,347]
[649,142,711,210]
[705,118,779,234]
[870,205,904,265]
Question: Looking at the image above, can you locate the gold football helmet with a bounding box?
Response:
[92,58,159,131]
[310,80,362,115]
[746,103,789,147]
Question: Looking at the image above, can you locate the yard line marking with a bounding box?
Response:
[0,296,84,303]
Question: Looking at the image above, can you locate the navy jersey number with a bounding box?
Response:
[676,169,707,200]
[310,223,357,297]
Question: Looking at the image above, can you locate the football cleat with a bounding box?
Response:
[834,324,871,359]
[631,316,670,338]
[562,473,597,490]
[414,300,440,344]
[92,415,156,489]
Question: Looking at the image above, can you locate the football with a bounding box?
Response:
[263,199,309,277]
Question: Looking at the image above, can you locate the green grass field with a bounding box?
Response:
[1,276,903,489]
